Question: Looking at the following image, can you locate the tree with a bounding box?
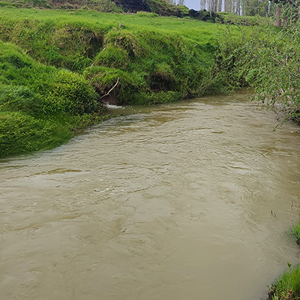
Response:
[200,0,207,10]
[270,0,299,26]
[165,0,176,5]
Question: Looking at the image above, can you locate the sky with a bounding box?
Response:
[183,0,200,10]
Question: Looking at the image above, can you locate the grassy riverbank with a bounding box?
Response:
[217,20,300,297]
[0,40,108,157]
[267,222,300,300]
[268,264,300,300]
[0,6,299,158]
[0,6,247,158]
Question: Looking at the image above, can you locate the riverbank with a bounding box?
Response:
[0,7,248,158]
[3,7,293,159]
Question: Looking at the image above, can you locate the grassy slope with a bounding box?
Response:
[0,0,124,11]
[0,8,219,44]
[0,0,189,15]
[0,40,106,157]
[0,6,249,158]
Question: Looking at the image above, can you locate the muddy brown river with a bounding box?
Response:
[1,93,300,300]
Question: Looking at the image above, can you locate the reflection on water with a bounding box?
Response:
[1,94,300,300]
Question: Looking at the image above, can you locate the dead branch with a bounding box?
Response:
[99,77,120,99]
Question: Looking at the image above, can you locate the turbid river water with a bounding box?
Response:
[1,93,300,300]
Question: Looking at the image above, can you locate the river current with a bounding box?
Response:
[1,93,300,300]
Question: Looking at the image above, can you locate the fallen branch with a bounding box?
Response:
[99,77,120,99]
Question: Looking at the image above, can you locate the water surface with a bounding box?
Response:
[1,94,300,300]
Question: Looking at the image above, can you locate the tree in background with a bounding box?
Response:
[198,0,276,16]
[270,0,299,26]
[164,0,185,5]
[165,0,177,4]
[242,0,271,16]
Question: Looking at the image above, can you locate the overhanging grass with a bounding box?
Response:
[268,264,300,300]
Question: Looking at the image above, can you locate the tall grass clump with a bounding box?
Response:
[267,219,300,299]
[268,263,300,300]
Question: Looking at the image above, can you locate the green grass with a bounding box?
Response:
[0,0,123,11]
[267,222,300,300]
[0,7,230,97]
[219,12,272,26]
[0,6,261,157]
[268,263,300,300]
[0,40,105,158]
[0,0,189,15]
[292,222,300,242]
[0,7,221,43]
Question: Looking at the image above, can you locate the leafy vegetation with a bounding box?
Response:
[216,18,300,124]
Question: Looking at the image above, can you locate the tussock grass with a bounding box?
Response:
[268,263,300,300]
